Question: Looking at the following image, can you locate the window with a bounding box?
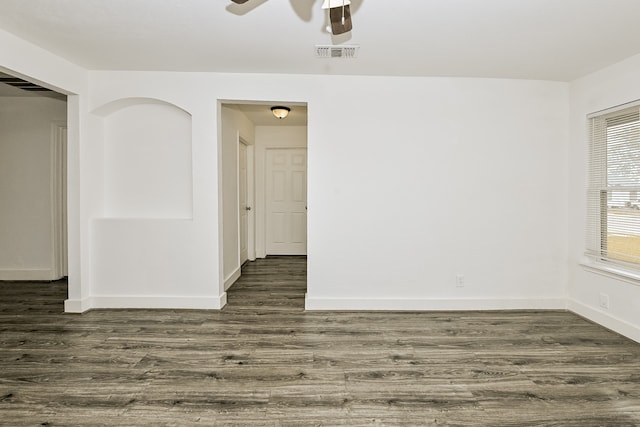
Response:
[586,102,640,269]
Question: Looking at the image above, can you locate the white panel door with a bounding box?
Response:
[266,148,307,255]
[239,142,249,264]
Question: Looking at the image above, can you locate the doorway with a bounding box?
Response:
[219,101,308,295]
[0,73,68,282]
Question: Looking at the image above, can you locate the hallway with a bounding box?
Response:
[225,255,306,313]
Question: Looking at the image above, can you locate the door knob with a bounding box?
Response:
[245,206,252,211]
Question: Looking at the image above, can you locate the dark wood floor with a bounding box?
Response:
[1,256,639,426]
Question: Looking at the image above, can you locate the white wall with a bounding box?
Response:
[103,100,193,218]
[0,96,67,280]
[568,52,640,343]
[83,71,568,313]
[84,76,225,309]
[86,97,210,308]
[306,76,569,310]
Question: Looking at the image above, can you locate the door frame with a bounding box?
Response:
[238,137,256,264]
[50,121,68,279]
[218,99,308,284]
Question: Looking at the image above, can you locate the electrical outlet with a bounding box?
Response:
[599,293,610,310]
[456,274,465,288]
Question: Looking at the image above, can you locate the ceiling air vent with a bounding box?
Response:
[315,45,359,59]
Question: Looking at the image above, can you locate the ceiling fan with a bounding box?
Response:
[230,0,353,35]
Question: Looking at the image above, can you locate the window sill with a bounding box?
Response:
[580,258,640,286]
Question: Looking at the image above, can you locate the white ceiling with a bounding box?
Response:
[2,0,640,82]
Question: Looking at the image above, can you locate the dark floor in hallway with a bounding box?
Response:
[1,256,639,426]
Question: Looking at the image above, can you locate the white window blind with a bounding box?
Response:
[586,103,640,267]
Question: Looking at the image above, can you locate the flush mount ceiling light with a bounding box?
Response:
[230,0,354,35]
[271,106,291,119]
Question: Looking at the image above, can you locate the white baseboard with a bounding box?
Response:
[304,296,567,311]
[219,291,228,308]
[224,267,241,291]
[64,298,93,313]
[0,269,57,281]
[64,294,227,312]
[568,299,640,344]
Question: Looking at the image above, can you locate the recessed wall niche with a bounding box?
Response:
[97,98,193,218]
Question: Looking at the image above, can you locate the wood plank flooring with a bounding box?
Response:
[1,255,639,426]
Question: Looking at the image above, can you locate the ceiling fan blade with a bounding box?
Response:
[231,0,250,3]
[329,5,352,35]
